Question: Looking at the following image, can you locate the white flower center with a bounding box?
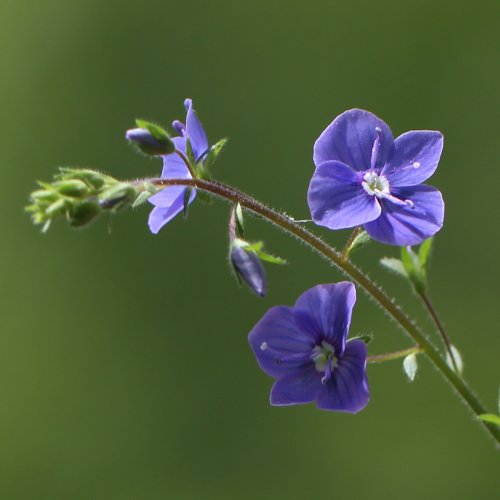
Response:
[311,341,337,373]
[362,171,390,198]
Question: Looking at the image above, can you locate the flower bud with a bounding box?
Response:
[99,182,137,209]
[126,127,175,156]
[68,200,102,228]
[231,245,267,297]
[53,179,91,198]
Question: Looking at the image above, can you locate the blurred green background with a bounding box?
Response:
[1,0,499,498]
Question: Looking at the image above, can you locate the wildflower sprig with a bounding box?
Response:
[25,99,500,447]
[26,168,152,232]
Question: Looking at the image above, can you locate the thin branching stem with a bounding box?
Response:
[417,290,459,373]
[368,346,422,364]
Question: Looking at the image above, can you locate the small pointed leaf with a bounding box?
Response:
[203,137,228,170]
[351,333,374,344]
[344,230,371,258]
[380,257,408,278]
[418,238,433,268]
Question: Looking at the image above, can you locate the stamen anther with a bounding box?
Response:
[260,342,268,351]
[413,162,421,169]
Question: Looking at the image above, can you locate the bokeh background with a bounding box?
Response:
[1,0,499,498]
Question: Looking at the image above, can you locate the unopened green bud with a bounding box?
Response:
[30,189,57,202]
[57,168,111,189]
[53,179,91,198]
[99,183,137,209]
[68,200,101,227]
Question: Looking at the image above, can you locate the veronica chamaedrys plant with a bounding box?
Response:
[127,98,210,234]
[248,282,369,412]
[27,98,500,446]
[307,109,444,246]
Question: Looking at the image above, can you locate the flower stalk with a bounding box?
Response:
[142,176,500,445]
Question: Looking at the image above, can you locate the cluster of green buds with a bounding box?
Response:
[26,168,156,232]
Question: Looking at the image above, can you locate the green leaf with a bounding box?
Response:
[351,333,374,344]
[380,257,408,278]
[418,237,433,268]
[235,202,244,236]
[235,239,288,265]
[203,137,228,170]
[401,246,426,293]
[344,230,371,258]
[478,414,500,427]
[403,353,418,382]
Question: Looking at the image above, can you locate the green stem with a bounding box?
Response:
[368,346,422,364]
[174,149,197,178]
[341,226,363,261]
[142,177,500,446]
[417,290,459,373]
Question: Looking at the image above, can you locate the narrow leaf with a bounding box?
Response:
[380,257,407,278]
[344,230,371,258]
[418,238,433,268]
[203,137,228,170]
[478,414,500,427]
[351,333,374,344]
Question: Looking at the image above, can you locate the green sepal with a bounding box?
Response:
[234,202,245,237]
[403,353,418,382]
[235,239,287,265]
[418,237,433,268]
[131,120,175,155]
[478,414,500,427]
[380,257,408,278]
[183,188,193,218]
[401,246,426,293]
[132,191,152,208]
[203,137,228,170]
[185,139,196,165]
[46,198,70,217]
[351,333,374,344]
[131,182,158,208]
[344,230,371,258]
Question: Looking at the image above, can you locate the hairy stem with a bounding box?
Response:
[141,177,500,445]
[341,226,363,261]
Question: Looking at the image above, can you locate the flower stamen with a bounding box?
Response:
[362,172,414,209]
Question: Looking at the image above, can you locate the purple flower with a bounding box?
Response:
[308,109,444,246]
[248,282,369,413]
[148,99,209,234]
